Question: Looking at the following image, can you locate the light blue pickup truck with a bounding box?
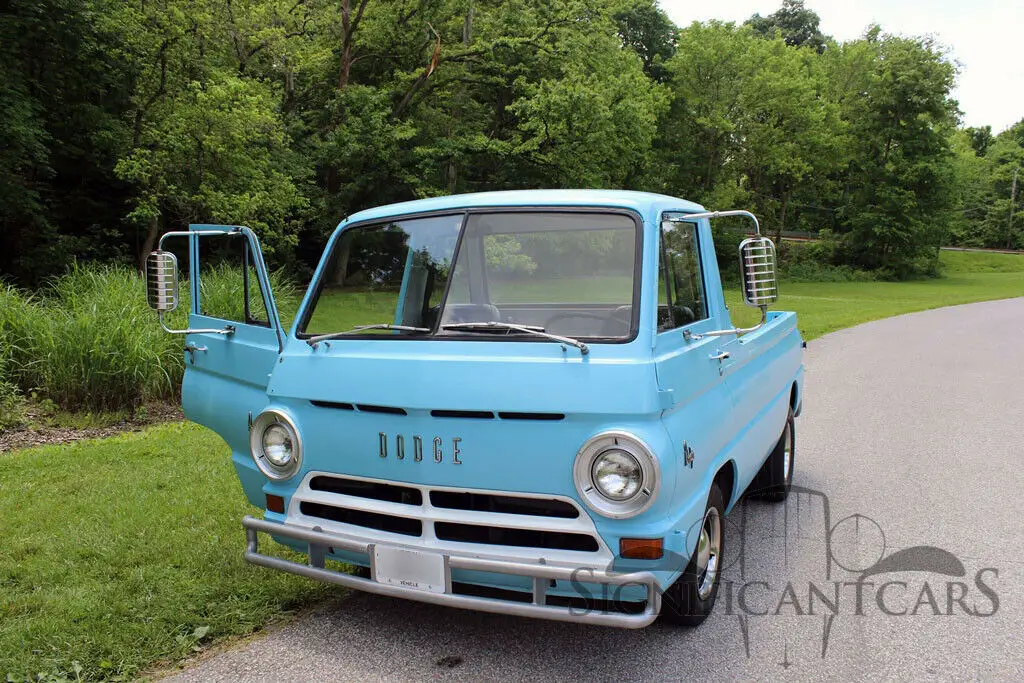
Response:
[146,190,804,628]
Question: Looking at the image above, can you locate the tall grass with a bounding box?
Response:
[0,265,300,415]
[32,266,185,411]
[0,285,39,428]
[0,342,26,430]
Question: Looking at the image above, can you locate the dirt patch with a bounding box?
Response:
[0,402,184,453]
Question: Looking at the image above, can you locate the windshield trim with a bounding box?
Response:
[295,206,644,346]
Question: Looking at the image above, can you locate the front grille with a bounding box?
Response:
[429,490,578,518]
[293,474,601,554]
[310,475,422,506]
[435,521,599,552]
[299,501,422,537]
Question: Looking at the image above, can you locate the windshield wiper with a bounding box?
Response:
[307,324,430,347]
[442,321,589,356]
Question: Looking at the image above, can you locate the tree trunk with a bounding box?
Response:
[340,0,352,89]
[776,190,789,244]
[339,0,371,90]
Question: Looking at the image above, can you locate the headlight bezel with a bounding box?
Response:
[249,409,303,480]
[574,431,660,519]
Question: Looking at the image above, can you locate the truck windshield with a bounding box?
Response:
[299,211,639,342]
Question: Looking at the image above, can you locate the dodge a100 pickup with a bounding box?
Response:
[146,190,804,627]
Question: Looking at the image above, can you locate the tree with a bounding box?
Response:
[746,0,828,53]
[827,33,960,275]
[614,0,676,82]
[0,0,133,285]
[966,125,994,157]
[107,0,308,269]
[656,23,844,240]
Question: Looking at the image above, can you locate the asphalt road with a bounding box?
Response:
[166,298,1024,682]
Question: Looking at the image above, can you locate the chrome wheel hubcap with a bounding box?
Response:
[696,507,721,600]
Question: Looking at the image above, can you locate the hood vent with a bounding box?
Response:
[310,400,354,411]
[308,403,564,421]
[498,412,564,421]
[355,404,407,415]
[310,401,407,415]
[431,409,494,419]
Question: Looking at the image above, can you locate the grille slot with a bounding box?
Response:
[430,491,579,519]
[435,522,599,552]
[299,501,421,537]
[310,476,422,506]
[498,412,565,421]
[356,404,407,415]
[430,409,494,419]
[310,400,354,410]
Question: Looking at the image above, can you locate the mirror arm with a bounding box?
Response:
[682,308,767,342]
[158,311,235,336]
[664,210,762,236]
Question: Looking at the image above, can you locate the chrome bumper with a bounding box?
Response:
[243,515,660,628]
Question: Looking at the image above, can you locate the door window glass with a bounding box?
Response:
[197,234,271,326]
[658,221,708,331]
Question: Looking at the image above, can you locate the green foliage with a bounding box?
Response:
[948,120,1024,250]
[27,266,184,412]
[614,0,677,81]
[777,240,877,282]
[0,0,134,285]
[745,0,827,52]
[0,265,300,414]
[484,235,538,275]
[0,0,1014,288]
[196,264,302,329]
[0,349,27,432]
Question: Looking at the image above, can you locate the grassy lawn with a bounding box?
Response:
[0,423,332,681]
[726,250,1024,339]
[1,249,1021,680]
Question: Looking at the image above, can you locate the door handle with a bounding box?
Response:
[185,342,208,363]
[709,351,731,361]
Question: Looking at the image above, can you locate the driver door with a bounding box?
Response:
[179,225,285,449]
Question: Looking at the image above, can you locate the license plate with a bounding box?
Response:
[372,545,446,594]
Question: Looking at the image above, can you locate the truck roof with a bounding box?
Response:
[341,189,706,227]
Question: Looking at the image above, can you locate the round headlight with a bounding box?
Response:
[250,410,302,480]
[262,424,294,468]
[574,431,660,518]
[592,449,642,500]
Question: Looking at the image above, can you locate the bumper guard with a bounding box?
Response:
[243,515,660,628]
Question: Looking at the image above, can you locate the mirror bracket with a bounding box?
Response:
[682,310,767,342]
[157,312,236,336]
[666,209,778,342]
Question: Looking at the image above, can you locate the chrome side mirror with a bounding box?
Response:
[738,236,778,309]
[146,251,179,312]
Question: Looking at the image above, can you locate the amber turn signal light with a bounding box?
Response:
[619,537,663,560]
[266,494,285,514]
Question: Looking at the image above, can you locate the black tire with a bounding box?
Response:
[753,408,795,503]
[661,483,726,626]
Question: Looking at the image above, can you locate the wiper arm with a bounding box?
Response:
[307,324,430,347]
[442,322,589,356]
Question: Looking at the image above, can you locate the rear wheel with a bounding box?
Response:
[661,483,726,626]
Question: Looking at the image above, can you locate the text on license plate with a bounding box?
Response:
[372,545,446,594]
